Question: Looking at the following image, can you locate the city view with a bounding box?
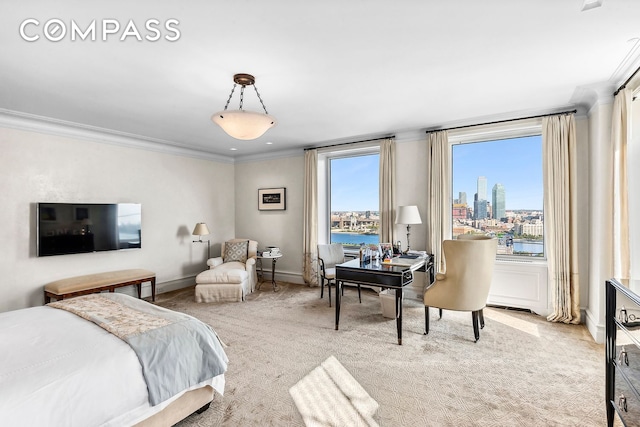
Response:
[452,135,544,257]
[330,210,381,247]
[329,135,544,256]
[452,179,544,256]
[330,154,381,248]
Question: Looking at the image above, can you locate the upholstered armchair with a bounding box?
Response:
[195,239,258,302]
[423,235,497,342]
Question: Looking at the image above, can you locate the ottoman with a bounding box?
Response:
[195,261,250,302]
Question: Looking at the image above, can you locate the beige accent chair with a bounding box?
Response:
[195,239,258,303]
[317,243,361,307]
[423,235,497,342]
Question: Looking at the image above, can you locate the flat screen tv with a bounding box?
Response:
[37,203,142,257]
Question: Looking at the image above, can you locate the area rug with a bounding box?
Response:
[154,282,606,426]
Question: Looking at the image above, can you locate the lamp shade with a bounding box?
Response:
[212,110,276,140]
[192,223,210,236]
[395,205,422,225]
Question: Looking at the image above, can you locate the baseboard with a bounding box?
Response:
[270,270,305,285]
[585,307,604,344]
[156,276,197,294]
[115,276,196,299]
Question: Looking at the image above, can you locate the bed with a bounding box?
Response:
[0,292,228,426]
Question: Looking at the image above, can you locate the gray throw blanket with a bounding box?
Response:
[49,293,228,406]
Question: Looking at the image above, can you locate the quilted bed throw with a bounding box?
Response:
[49,293,228,405]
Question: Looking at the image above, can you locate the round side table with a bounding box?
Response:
[257,253,283,291]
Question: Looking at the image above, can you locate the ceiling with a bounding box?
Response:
[2,1,639,161]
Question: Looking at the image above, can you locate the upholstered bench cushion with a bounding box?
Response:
[195,263,248,284]
[44,269,156,304]
[45,269,155,295]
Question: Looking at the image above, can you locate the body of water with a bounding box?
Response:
[512,241,543,254]
[331,233,379,245]
[331,233,544,255]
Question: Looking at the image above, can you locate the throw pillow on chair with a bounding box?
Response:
[224,240,249,263]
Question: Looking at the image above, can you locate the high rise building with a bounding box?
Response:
[474,177,488,220]
[474,193,487,220]
[492,183,505,220]
[458,191,467,206]
[477,176,487,201]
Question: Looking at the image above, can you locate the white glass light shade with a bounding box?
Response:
[395,205,422,225]
[192,223,210,236]
[211,109,276,140]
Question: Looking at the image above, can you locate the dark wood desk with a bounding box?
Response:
[335,255,433,345]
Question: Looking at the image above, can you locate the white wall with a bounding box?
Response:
[233,140,432,285]
[234,154,305,283]
[585,101,614,343]
[0,127,235,311]
[0,112,607,338]
[395,139,429,251]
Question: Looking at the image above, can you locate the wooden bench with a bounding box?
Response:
[44,269,156,303]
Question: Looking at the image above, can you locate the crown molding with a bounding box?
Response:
[610,37,640,89]
[233,147,303,163]
[0,109,235,164]
[570,82,616,113]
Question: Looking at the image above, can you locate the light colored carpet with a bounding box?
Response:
[153,282,606,426]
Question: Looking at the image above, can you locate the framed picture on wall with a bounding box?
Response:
[258,187,286,211]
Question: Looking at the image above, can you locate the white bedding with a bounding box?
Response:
[0,304,224,427]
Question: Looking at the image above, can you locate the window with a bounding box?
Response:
[451,135,544,258]
[328,153,380,249]
[316,144,382,251]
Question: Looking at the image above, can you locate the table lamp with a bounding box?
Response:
[192,222,211,259]
[395,205,422,253]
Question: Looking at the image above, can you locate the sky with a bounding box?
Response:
[452,135,543,211]
[330,154,380,211]
[330,134,543,212]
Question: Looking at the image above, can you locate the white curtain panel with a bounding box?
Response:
[303,149,319,286]
[426,131,450,273]
[379,138,396,244]
[611,88,631,280]
[543,114,580,324]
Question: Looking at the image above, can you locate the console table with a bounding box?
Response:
[335,255,433,345]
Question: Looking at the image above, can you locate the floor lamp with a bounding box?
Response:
[395,205,422,253]
[192,222,211,259]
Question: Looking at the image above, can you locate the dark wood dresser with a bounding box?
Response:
[606,278,640,426]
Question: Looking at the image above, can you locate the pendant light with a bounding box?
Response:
[211,73,276,140]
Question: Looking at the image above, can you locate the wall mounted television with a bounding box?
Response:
[37,203,142,257]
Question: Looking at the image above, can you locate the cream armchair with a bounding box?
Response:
[195,239,258,302]
[423,235,497,342]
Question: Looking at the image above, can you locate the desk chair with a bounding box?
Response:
[423,235,497,342]
[317,243,361,307]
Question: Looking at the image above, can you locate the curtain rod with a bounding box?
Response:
[304,135,394,151]
[425,109,577,134]
[614,65,640,96]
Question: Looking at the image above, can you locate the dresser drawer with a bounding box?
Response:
[402,271,413,286]
[617,331,640,394]
[615,369,640,426]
